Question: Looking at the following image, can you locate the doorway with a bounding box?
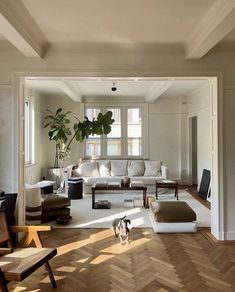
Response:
[15,74,222,239]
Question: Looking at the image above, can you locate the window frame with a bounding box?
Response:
[24,97,35,165]
[84,103,147,159]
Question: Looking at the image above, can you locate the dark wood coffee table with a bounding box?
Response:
[91,182,147,209]
[155,180,179,200]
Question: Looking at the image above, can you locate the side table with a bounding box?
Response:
[156,180,179,200]
[68,178,83,199]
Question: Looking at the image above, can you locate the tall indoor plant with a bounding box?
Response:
[44,108,114,167]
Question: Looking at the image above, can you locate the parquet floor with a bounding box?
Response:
[10,228,235,292]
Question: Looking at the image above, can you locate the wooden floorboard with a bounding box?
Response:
[10,228,235,292]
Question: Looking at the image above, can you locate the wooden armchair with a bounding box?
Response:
[0,210,57,292]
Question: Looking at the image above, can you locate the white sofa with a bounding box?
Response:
[66,160,168,194]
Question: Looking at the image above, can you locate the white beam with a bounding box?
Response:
[55,81,82,103]
[186,0,235,59]
[0,0,50,58]
[145,81,174,103]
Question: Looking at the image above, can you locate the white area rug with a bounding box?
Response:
[48,190,210,229]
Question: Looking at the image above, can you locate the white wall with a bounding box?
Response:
[0,85,14,191]
[0,44,234,238]
[149,98,180,180]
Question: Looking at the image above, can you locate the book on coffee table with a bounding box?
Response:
[130,180,144,188]
[108,182,121,188]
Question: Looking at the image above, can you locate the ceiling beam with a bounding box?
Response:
[0,0,50,58]
[186,0,235,59]
[145,80,174,103]
[55,81,82,103]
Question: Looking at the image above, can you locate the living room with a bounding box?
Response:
[1,0,235,290]
[22,76,212,229]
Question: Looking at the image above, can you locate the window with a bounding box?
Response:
[107,108,121,156]
[128,108,142,156]
[24,98,34,164]
[85,106,144,158]
[85,108,101,158]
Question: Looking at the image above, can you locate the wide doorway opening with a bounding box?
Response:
[16,75,221,239]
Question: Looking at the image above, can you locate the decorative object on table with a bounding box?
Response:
[123,176,130,187]
[198,169,211,200]
[56,215,72,225]
[124,199,134,208]
[68,177,83,199]
[34,180,55,194]
[44,108,114,168]
[112,215,131,244]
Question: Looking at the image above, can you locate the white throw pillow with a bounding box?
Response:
[128,160,144,176]
[111,160,128,176]
[78,161,99,177]
[98,160,111,177]
[144,161,162,176]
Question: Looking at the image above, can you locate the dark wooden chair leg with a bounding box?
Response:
[45,262,57,288]
[0,271,9,292]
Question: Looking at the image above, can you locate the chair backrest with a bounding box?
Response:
[0,210,13,248]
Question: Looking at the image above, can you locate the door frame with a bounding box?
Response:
[14,72,224,240]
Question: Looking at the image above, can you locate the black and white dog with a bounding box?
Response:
[112,215,131,244]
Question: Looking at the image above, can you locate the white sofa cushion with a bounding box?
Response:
[144,161,162,176]
[98,160,111,177]
[128,160,144,176]
[77,161,99,177]
[83,176,123,185]
[111,160,128,176]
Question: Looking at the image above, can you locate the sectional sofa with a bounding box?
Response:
[66,160,168,194]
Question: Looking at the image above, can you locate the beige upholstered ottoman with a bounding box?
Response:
[149,201,197,233]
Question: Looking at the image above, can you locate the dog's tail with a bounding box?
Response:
[120,215,126,220]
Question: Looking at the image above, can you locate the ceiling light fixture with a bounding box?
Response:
[111,82,117,92]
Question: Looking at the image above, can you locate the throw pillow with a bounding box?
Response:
[78,161,100,177]
[128,160,144,176]
[111,160,128,176]
[144,161,162,176]
[98,160,111,177]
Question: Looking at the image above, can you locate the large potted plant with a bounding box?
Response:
[44,108,114,167]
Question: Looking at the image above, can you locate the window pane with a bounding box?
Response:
[86,138,101,157]
[128,108,142,156]
[85,108,101,157]
[107,108,121,156]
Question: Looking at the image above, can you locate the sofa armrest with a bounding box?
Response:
[161,165,169,180]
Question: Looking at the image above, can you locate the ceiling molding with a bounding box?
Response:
[145,80,174,103]
[0,0,50,58]
[55,81,82,103]
[185,0,235,59]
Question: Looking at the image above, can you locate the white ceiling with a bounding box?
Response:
[21,0,214,44]
[0,0,235,58]
[25,78,209,102]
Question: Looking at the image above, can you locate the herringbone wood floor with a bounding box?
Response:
[10,228,235,292]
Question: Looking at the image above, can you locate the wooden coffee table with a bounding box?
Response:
[155,180,179,200]
[91,182,147,209]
